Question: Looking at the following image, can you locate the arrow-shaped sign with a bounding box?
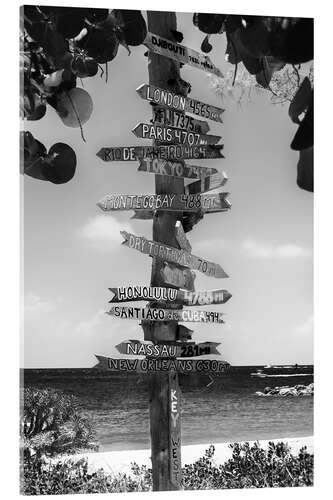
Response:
[138,158,218,180]
[97,144,224,162]
[137,83,224,123]
[175,221,191,252]
[144,32,223,78]
[120,231,228,278]
[152,108,210,135]
[107,306,224,323]
[160,262,196,291]
[115,340,221,357]
[132,123,221,146]
[185,172,228,196]
[97,193,231,213]
[94,355,230,373]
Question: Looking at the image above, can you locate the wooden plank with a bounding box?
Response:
[175,221,191,252]
[160,263,195,291]
[120,231,229,278]
[137,83,224,123]
[107,306,225,323]
[94,354,230,373]
[115,340,221,357]
[97,144,224,162]
[152,108,210,135]
[185,172,228,196]
[169,372,181,488]
[132,123,221,146]
[138,158,218,180]
[97,193,231,213]
[144,32,223,78]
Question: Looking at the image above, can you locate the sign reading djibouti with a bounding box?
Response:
[97,193,231,213]
[153,107,210,135]
[94,355,230,374]
[144,32,223,78]
[120,230,229,278]
[97,144,224,162]
[115,340,221,357]
[138,158,218,180]
[107,306,224,323]
[136,83,224,123]
[132,123,221,146]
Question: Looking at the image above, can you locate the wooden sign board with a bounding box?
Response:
[169,372,182,488]
[97,144,224,162]
[175,221,191,252]
[97,193,231,213]
[107,306,224,323]
[115,340,221,357]
[185,172,228,196]
[138,158,218,180]
[137,83,224,123]
[141,322,193,342]
[94,354,230,373]
[132,123,221,146]
[144,32,223,78]
[153,107,209,135]
[160,263,196,291]
[121,231,229,278]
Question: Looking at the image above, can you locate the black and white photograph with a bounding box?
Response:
[19,2,314,495]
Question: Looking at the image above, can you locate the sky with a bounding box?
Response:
[23,10,313,368]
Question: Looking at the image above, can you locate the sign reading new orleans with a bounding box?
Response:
[132,123,221,146]
[97,193,231,213]
[107,306,224,323]
[108,286,231,306]
[137,83,224,123]
[97,144,224,162]
[153,107,209,135]
[144,32,223,78]
[94,355,230,373]
[120,231,229,278]
[138,158,218,180]
[116,340,221,357]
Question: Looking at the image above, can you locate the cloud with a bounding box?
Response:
[78,214,133,252]
[24,293,56,314]
[293,315,313,338]
[194,237,227,254]
[241,238,311,259]
[76,309,106,335]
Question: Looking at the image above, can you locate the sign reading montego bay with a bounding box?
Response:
[97,193,231,213]
[137,84,224,123]
[120,231,229,278]
[132,123,221,146]
[144,32,223,78]
[116,340,221,357]
[97,144,224,162]
[94,355,230,373]
[107,306,224,323]
[138,158,218,180]
[108,286,232,306]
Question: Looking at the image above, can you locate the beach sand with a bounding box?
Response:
[64,436,313,477]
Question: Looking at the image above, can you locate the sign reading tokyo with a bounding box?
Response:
[144,32,223,78]
[153,108,210,135]
[138,158,218,180]
[97,144,224,162]
[94,355,230,374]
[137,84,224,123]
[120,231,229,278]
[132,123,221,146]
[107,306,225,323]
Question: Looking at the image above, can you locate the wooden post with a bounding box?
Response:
[145,10,184,491]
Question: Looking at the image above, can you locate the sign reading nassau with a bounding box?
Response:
[97,144,224,162]
[144,32,223,78]
[94,355,230,373]
[115,340,221,357]
[137,84,224,123]
[107,306,224,323]
[132,123,221,146]
[138,158,218,180]
[120,231,229,278]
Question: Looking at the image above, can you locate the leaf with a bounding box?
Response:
[42,143,77,184]
[297,146,313,192]
[289,76,312,124]
[290,93,313,150]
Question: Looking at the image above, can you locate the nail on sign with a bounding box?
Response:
[138,158,218,180]
[97,144,224,162]
[132,123,221,146]
[107,306,224,323]
[115,340,221,357]
[120,231,229,278]
[153,108,210,135]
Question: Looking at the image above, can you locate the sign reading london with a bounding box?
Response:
[97,144,224,162]
[132,123,221,146]
[120,231,229,278]
[137,84,224,123]
[144,32,223,78]
[107,306,224,323]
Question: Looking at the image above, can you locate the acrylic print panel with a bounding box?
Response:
[21,4,313,495]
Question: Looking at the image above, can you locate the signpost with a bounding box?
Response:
[120,231,229,278]
[144,32,223,78]
[152,107,210,135]
[138,158,218,180]
[160,262,196,291]
[97,144,224,162]
[132,123,221,146]
[107,306,225,323]
[185,172,228,195]
[175,221,191,252]
[141,322,193,342]
[115,339,221,357]
[137,83,224,123]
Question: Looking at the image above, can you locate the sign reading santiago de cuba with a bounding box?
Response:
[107,306,225,323]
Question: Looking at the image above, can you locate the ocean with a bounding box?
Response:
[22,366,313,452]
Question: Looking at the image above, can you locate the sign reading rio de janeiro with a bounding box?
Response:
[137,84,224,123]
[97,144,224,162]
[144,32,223,78]
[107,306,224,323]
[138,158,218,180]
[132,123,221,146]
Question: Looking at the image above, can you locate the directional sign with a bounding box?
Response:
[185,172,228,196]
[132,123,221,146]
[144,32,223,78]
[138,158,218,180]
[153,108,209,135]
[115,339,221,357]
[160,263,195,291]
[169,372,181,488]
[121,231,228,278]
[137,84,224,123]
[107,306,224,323]
[94,355,230,373]
[97,144,224,162]
[175,221,191,252]
[97,193,231,213]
